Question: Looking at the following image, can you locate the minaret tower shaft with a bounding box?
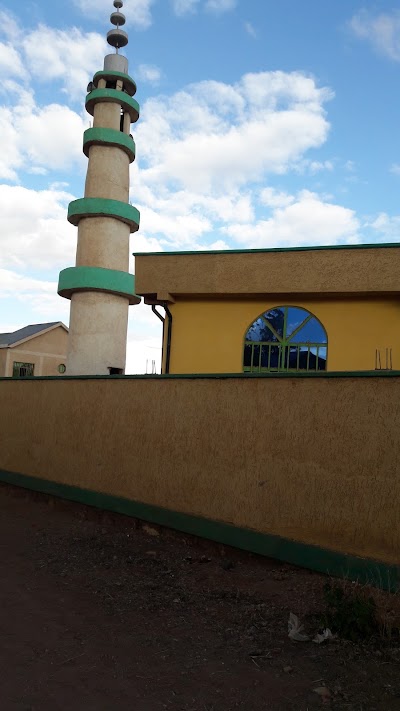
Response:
[58,0,140,375]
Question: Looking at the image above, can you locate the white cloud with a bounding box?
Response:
[0,185,76,271]
[344,160,356,172]
[0,269,70,320]
[349,10,400,61]
[74,0,155,30]
[308,160,334,174]
[136,63,162,84]
[366,213,400,241]
[172,0,235,16]
[244,21,257,38]
[0,85,86,180]
[390,163,400,175]
[22,26,107,99]
[136,71,333,194]
[0,269,55,298]
[205,0,237,14]
[19,104,87,171]
[223,191,360,248]
[260,187,294,208]
[172,0,201,16]
[0,42,25,77]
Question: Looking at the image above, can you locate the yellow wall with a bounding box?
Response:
[2,327,68,377]
[1,375,400,567]
[165,297,400,373]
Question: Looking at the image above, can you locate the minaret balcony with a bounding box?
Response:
[83,127,136,162]
[86,88,139,123]
[68,198,140,233]
[58,266,141,305]
[93,70,137,96]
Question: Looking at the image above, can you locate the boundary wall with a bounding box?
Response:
[1,372,400,589]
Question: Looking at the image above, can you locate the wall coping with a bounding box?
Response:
[1,370,400,381]
[133,242,400,257]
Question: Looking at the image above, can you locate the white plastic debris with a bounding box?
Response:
[313,628,335,644]
[313,686,331,701]
[288,612,310,642]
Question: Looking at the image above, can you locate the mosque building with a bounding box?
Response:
[58,2,400,377]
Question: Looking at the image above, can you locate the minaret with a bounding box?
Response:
[58,0,140,375]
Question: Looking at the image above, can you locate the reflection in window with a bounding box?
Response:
[243,307,327,373]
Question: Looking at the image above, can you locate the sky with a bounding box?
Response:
[1,0,400,372]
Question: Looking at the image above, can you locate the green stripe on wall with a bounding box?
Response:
[83,128,136,162]
[68,198,140,232]
[57,266,141,305]
[0,469,398,591]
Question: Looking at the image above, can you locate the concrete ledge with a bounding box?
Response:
[68,198,140,233]
[57,266,141,305]
[83,128,136,162]
[2,371,400,381]
[85,88,140,123]
[93,70,137,96]
[0,468,398,591]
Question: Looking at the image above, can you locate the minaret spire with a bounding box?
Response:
[58,0,141,375]
[108,0,128,54]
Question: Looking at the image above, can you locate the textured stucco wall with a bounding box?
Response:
[164,298,400,373]
[1,376,400,564]
[135,246,400,298]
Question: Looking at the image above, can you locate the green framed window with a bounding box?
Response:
[13,361,34,377]
[243,306,327,373]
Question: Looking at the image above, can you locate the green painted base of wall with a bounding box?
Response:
[0,469,398,592]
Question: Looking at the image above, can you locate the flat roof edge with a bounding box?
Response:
[133,242,400,257]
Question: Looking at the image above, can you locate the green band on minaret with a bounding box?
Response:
[85,88,140,123]
[93,70,137,97]
[58,266,141,305]
[68,198,140,233]
[83,128,136,162]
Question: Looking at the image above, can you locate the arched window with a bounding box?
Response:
[243,306,327,373]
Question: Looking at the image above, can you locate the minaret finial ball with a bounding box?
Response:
[107,0,128,51]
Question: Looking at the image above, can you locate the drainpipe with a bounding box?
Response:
[163,303,173,375]
[151,305,165,374]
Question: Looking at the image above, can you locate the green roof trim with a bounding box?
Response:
[83,127,136,162]
[133,241,400,257]
[85,88,139,123]
[68,198,140,233]
[93,70,137,96]
[57,266,141,305]
[0,469,398,591]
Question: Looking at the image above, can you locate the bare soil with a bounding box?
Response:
[1,483,400,711]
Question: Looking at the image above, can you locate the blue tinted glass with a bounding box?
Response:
[246,317,279,342]
[285,307,309,338]
[269,345,281,369]
[317,347,327,370]
[289,317,326,344]
[252,345,260,369]
[263,308,285,338]
[243,344,251,367]
[260,345,269,367]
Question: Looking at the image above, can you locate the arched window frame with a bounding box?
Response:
[243,305,328,373]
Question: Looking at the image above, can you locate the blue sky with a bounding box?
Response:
[1,0,400,371]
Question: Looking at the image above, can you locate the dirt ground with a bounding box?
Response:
[1,484,400,711]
